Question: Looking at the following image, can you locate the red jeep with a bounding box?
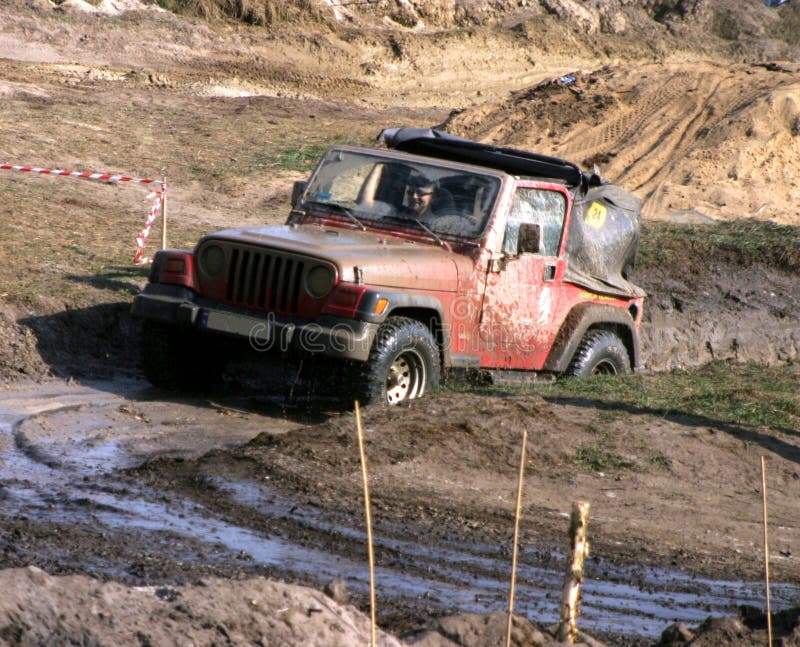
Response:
[132,128,645,404]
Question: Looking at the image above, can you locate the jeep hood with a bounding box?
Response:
[204,224,470,291]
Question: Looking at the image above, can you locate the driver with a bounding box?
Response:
[406,176,437,219]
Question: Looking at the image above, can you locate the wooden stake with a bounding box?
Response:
[761,456,773,647]
[506,429,528,647]
[355,401,377,647]
[557,501,591,643]
[161,176,168,250]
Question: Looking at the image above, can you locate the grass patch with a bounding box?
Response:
[638,219,800,273]
[575,442,631,472]
[648,452,672,470]
[538,362,800,430]
[248,136,362,173]
[574,425,632,473]
[450,362,800,432]
[596,409,622,423]
[250,143,331,173]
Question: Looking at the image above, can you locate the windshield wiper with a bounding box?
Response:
[411,218,447,248]
[303,200,366,231]
[380,214,448,248]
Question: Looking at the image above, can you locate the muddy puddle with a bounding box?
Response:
[0,379,797,642]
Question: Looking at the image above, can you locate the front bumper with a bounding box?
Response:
[132,284,378,362]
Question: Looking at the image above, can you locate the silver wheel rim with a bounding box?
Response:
[592,359,619,375]
[385,349,427,404]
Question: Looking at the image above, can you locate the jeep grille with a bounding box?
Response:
[225,246,306,314]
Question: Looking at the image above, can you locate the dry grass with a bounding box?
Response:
[157,0,475,28]
[160,0,328,26]
[0,60,391,313]
[0,175,209,310]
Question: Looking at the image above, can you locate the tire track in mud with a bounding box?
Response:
[624,72,782,218]
[556,70,717,218]
[3,380,800,643]
[557,65,800,218]
[611,73,719,218]
[0,384,132,488]
[558,70,695,165]
[448,62,800,221]
[162,472,800,642]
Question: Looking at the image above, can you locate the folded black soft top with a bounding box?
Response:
[377,127,586,187]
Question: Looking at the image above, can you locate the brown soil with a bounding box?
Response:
[444,61,800,222]
[1,1,800,646]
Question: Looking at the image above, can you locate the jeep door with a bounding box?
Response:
[478,183,571,370]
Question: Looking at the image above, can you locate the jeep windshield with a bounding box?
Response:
[299,147,502,239]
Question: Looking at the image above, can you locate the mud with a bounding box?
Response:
[2,377,800,645]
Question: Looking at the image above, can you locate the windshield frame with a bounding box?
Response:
[297,145,507,242]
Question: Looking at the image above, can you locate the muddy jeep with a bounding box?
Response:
[132,128,645,404]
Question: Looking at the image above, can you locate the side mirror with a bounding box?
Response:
[517,222,543,255]
[291,180,308,208]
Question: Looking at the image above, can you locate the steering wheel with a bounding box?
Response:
[427,213,476,235]
[364,200,397,217]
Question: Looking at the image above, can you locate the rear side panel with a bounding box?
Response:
[544,292,644,373]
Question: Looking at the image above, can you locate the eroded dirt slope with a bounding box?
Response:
[445,62,800,222]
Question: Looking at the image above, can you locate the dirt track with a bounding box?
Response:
[3,376,800,646]
[2,1,800,646]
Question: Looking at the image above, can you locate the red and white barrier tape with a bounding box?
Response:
[0,164,163,186]
[0,163,165,264]
[133,188,164,266]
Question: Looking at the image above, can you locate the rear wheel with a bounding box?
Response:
[566,329,630,377]
[356,317,441,405]
[141,320,229,391]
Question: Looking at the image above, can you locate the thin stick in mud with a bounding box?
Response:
[558,501,590,643]
[161,176,168,250]
[355,401,377,647]
[506,428,528,647]
[761,455,773,647]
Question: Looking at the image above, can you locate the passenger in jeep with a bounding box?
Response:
[403,176,457,221]
[405,176,436,218]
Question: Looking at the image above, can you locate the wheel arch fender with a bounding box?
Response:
[544,302,640,373]
[379,294,450,367]
[357,314,443,405]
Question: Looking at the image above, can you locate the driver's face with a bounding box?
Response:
[410,186,434,215]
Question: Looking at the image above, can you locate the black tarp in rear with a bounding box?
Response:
[565,183,646,298]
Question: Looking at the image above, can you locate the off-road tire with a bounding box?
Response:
[356,316,441,405]
[141,320,229,391]
[566,329,631,377]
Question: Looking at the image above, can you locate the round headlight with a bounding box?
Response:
[199,244,225,277]
[306,265,335,299]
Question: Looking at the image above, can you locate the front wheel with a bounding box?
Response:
[356,317,441,405]
[566,329,631,377]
